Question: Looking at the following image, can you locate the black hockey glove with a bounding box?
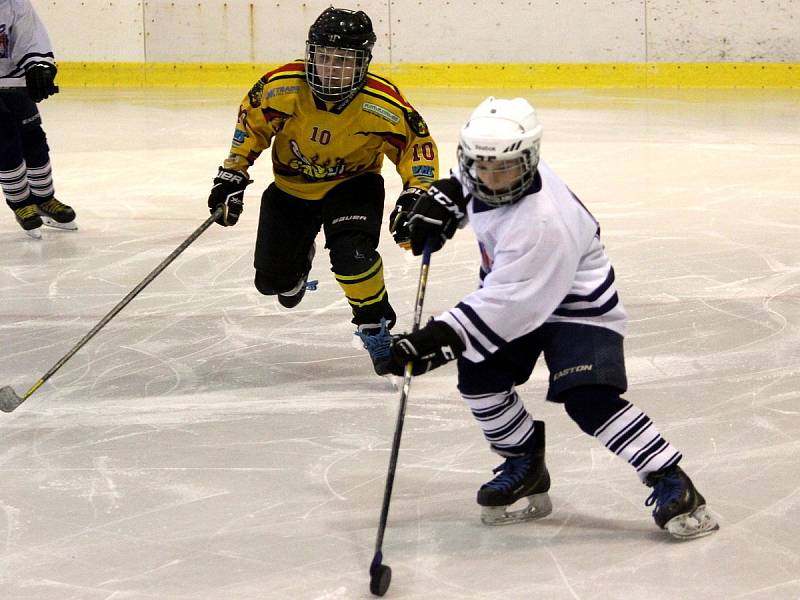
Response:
[208,167,251,226]
[387,319,465,376]
[25,63,58,103]
[389,187,425,249]
[407,178,467,256]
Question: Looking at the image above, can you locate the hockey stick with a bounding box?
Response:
[0,207,222,413]
[369,240,432,597]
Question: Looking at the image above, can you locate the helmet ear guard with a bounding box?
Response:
[458,97,544,207]
[305,7,376,102]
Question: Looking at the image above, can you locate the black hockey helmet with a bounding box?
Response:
[305,7,376,102]
[307,7,377,52]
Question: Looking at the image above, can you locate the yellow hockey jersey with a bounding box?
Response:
[223,60,438,200]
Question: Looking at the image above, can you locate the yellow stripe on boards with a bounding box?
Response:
[55,62,800,89]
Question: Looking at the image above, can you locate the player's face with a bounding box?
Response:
[313,46,357,88]
[475,159,523,192]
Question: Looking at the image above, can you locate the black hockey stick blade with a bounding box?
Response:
[0,386,25,413]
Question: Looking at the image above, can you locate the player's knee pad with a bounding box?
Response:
[19,125,49,166]
[328,232,378,275]
[0,114,23,164]
[254,269,300,296]
[559,385,629,436]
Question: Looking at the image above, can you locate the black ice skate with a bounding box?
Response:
[355,317,392,376]
[278,243,315,308]
[645,464,719,540]
[36,198,77,230]
[13,204,43,239]
[477,420,552,525]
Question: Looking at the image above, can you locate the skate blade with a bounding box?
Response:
[40,216,78,230]
[665,505,719,540]
[23,227,42,239]
[481,492,552,526]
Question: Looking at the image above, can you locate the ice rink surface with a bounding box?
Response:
[1,85,799,599]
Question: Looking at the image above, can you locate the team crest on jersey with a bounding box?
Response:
[0,25,8,59]
[407,111,430,137]
[479,241,493,272]
[248,78,266,108]
[289,140,346,180]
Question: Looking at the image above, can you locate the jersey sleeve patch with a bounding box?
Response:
[407,110,430,137]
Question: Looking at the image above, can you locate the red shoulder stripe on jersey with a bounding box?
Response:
[363,76,410,108]
[263,61,305,82]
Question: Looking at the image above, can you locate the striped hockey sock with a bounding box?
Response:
[1,162,31,206]
[27,160,55,200]
[594,402,682,481]
[463,387,536,456]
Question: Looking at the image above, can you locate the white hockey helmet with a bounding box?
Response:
[458,97,543,206]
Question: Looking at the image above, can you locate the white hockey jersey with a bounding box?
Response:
[0,0,55,89]
[436,160,628,364]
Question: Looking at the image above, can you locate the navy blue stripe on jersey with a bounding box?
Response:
[562,267,615,303]
[553,292,619,318]
[450,311,493,359]
[456,302,506,348]
[15,51,54,69]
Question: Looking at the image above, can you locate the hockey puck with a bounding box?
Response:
[369,563,392,596]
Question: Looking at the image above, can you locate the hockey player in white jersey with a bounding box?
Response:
[385,97,719,540]
[1,0,76,238]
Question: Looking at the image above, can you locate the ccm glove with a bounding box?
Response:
[389,187,425,249]
[208,167,251,226]
[387,319,465,376]
[407,178,467,255]
[25,63,58,103]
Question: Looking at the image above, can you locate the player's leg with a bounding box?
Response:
[322,174,396,375]
[544,322,718,539]
[253,183,321,306]
[11,94,76,229]
[0,96,42,237]
[457,331,552,524]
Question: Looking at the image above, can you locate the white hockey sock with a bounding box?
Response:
[26,161,55,199]
[1,162,31,205]
[463,387,536,454]
[594,402,682,481]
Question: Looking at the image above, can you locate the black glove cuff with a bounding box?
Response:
[214,167,251,188]
[427,320,466,356]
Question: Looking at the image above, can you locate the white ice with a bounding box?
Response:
[1,87,799,599]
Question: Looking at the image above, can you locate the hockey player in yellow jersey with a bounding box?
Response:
[207,6,438,376]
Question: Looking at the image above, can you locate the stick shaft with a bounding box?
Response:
[22,209,221,401]
[373,243,432,555]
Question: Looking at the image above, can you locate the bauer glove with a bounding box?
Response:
[389,187,425,249]
[25,63,58,103]
[407,178,466,255]
[208,167,251,226]
[387,319,465,376]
